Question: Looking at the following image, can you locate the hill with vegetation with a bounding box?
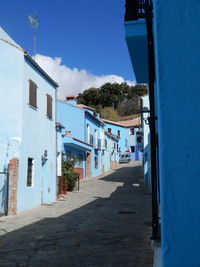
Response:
[77,82,148,121]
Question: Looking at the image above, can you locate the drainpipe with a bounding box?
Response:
[55,88,58,198]
[145,0,160,240]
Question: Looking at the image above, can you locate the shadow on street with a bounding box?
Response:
[0,164,153,266]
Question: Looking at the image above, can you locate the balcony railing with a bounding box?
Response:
[125,0,151,21]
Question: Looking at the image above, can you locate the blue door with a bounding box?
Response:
[0,172,8,215]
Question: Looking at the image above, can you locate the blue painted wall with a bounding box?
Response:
[85,112,101,177]
[0,28,24,172]
[153,1,200,265]
[17,57,57,212]
[57,101,85,140]
[0,27,57,213]
[100,127,110,173]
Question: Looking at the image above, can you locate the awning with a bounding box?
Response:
[62,136,92,152]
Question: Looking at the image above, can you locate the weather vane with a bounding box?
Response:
[28,12,39,56]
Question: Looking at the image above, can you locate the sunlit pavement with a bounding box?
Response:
[0,161,153,266]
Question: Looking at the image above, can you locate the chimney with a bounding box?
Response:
[108,128,112,134]
[66,96,77,105]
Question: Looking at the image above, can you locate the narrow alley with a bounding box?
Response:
[0,162,153,266]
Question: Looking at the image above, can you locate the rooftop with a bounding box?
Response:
[102,118,141,128]
[77,104,95,111]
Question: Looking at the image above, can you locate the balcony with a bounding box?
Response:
[124,0,149,83]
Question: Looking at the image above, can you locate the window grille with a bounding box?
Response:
[27,158,34,187]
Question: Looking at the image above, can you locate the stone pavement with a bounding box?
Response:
[0,161,153,266]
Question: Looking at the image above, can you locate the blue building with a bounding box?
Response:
[125,0,200,266]
[102,118,141,160]
[0,27,58,215]
[57,97,104,179]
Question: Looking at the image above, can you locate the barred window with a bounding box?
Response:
[47,94,53,119]
[27,158,34,187]
[29,80,37,108]
[94,156,98,169]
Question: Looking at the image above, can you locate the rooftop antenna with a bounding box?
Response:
[28,12,39,57]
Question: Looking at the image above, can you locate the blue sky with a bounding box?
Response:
[0,0,135,98]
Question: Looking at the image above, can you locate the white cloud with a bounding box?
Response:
[34,54,135,100]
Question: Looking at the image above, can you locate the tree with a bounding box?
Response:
[76,82,148,119]
[117,98,140,116]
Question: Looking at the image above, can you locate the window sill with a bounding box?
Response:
[46,115,53,121]
[28,104,38,111]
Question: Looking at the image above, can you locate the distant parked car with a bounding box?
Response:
[119,152,131,163]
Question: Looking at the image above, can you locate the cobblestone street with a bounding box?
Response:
[0,162,153,266]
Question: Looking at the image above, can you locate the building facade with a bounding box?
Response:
[0,27,58,215]
[102,118,141,160]
[125,0,200,266]
[57,98,104,179]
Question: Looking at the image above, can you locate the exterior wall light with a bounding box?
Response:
[41,150,48,166]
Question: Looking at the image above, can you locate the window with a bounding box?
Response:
[94,156,98,169]
[105,139,107,148]
[90,134,94,145]
[29,80,37,108]
[86,124,90,143]
[131,146,135,152]
[130,128,135,135]
[47,94,53,119]
[27,158,34,187]
[94,129,98,147]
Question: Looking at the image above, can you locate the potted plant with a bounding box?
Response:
[62,159,78,191]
